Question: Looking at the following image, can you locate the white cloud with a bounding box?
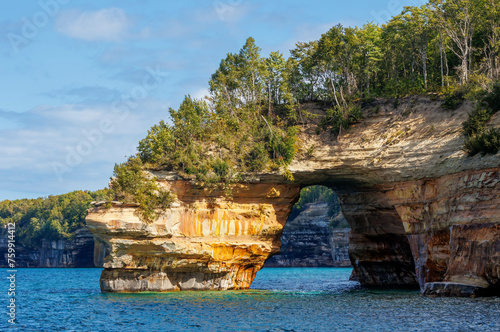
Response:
[56,8,131,42]
[210,1,252,24]
[0,98,171,199]
[191,88,210,100]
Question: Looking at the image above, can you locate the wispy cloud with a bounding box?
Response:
[0,98,170,199]
[56,8,131,42]
[210,1,252,24]
[46,85,121,104]
[191,87,210,100]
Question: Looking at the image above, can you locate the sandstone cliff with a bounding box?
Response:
[264,202,350,267]
[0,203,346,269]
[87,97,499,296]
[87,181,300,292]
[0,227,96,268]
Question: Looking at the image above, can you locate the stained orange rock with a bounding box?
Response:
[87,181,301,292]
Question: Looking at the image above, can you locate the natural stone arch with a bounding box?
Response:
[260,176,420,288]
[87,97,500,296]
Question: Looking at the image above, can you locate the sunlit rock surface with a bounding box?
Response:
[87,97,499,296]
[87,181,300,292]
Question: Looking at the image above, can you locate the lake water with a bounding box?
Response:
[1,268,499,331]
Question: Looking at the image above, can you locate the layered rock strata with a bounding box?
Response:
[387,169,500,296]
[87,182,300,292]
[329,228,351,267]
[0,227,96,268]
[264,202,350,267]
[88,97,499,296]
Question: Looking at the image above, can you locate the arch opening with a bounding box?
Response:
[265,182,420,290]
[264,185,351,268]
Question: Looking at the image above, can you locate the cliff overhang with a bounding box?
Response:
[87,97,500,296]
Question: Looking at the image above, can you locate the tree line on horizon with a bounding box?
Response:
[0,190,112,248]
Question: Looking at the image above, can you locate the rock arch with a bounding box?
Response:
[87,97,499,296]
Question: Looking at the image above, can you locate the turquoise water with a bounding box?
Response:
[1,268,499,331]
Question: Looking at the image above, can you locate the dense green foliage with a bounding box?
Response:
[136,94,300,184]
[441,86,464,110]
[464,127,500,155]
[110,157,175,222]
[463,84,500,155]
[0,189,113,248]
[114,0,500,221]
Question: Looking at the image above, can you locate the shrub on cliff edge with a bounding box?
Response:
[110,156,175,223]
[463,83,500,156]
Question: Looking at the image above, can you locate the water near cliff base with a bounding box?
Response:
[2,268,499,331]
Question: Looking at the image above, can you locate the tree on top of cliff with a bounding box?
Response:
[132,0,500,180]
[134,37,301,185]
[114,0,500,221]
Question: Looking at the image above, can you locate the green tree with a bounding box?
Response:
[431,0,475,84]
[263,51,287,114]
[289,41,321,101]
[356,23,383,95]
[238,37,264,107]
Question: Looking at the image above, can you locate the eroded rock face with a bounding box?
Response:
[87,97,499,296]
[337,187,419,287]
[387,169,500,296]
[0,227,95,268]
[264,202,350,267]
[87,181,300,292]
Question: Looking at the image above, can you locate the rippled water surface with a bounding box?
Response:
[1,268,499,331]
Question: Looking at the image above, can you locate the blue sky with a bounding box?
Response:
[0,0,425,200]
